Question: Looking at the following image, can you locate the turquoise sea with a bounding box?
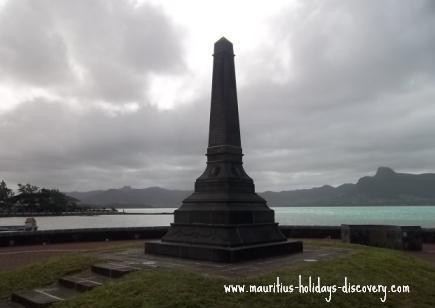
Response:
[0,206,434,230]
[273,206,435,228]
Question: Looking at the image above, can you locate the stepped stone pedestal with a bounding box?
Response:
[145,38,302,262]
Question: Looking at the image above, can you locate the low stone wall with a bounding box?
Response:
[0,225,433,247]
[280,225,341,239]
[0,227,168,247]
[423,228,435,243]
[341,225,423,251]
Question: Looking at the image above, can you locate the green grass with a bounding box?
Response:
[0,241,146,299]
[53,242,435,308]
[0,254,98,299]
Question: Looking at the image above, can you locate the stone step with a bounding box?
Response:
[0,300,25,308]
[58,276,102,292]
[11,289,63,308]
[11,285,78,308]
[8,263,140,307]
[91,263,138,278]
[64,269,112,285]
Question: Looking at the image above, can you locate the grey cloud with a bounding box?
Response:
[0,0,184,102]
[0,1,72,86]
[245,0,435,109]
[1,0,435,192]
[0,97,208,191]
[236,0,435,189]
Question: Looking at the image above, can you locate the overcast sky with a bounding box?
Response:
[0,0,435,192]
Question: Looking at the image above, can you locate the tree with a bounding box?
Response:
[13,183,41,212]
[0,180,14,211]
[17,183,39,194]
[40,188,69,213]
[12,185,77,213]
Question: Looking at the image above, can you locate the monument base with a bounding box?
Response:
[145,240,303,263]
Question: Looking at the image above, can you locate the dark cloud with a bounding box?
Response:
[1,0,435,192]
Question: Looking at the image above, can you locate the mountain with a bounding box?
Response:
[67,186,191,208]
[263,167,435,206]
[357,167,435,199]
[66,167,435,207]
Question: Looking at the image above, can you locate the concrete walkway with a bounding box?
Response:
[100,242,351,278]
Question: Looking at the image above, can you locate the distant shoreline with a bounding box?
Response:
[3,204,435,218]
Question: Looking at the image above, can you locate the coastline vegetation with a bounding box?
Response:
[0,180,79,214]
[0,179,118,216]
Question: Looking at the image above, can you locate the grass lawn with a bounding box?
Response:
[0,241,143,300]
[50,241,435,308]
[0,254,98,299]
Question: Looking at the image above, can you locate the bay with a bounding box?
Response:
[0,206,434,230]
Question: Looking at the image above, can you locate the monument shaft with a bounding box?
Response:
[208,37,241,148]
[145,38,302,262]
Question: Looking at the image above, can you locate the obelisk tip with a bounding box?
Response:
[214,37,234,54]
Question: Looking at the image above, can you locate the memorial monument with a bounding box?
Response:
[145,37,303,262]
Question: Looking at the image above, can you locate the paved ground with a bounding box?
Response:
[406,243,435,266]
[100,241,352,278]
[0,240,434,272]
[0,240,144,270]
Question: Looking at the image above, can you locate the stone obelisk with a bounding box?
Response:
[145,37,302,262]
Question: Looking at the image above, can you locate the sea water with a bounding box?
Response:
[0,206,434,230]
